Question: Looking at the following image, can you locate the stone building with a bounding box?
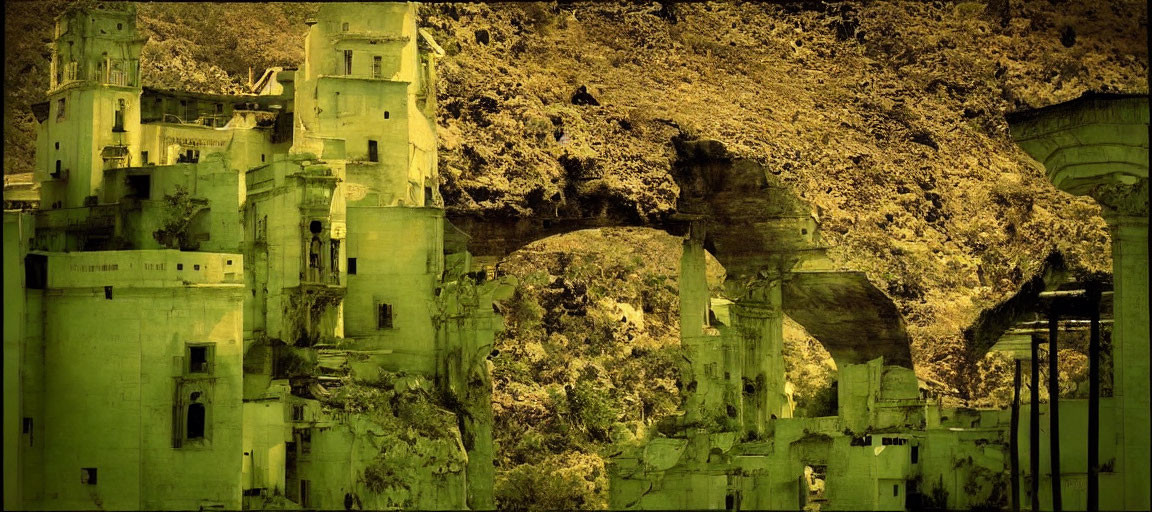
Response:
[4,3,508,510]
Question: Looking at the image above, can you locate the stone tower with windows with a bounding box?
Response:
[37,3,145,210]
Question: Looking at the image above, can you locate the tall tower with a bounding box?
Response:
[37,3,146,209]
[292,2,443,208]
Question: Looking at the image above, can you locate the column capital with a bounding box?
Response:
[1091,179,1149,222]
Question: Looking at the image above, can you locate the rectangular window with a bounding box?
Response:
[347,257,357,275]
[377,303,393,329]
[300,479,311,508]
[292,404,304,421]
[113,99,125,132]
[57,98,66,121]
[141,151,149,165]
[126,174,151,199]
[367,140,378,162]
[343,50,353,75]
[893,484,899,497]
[23,417,33,446]
[911,445,919,464]
[81,468,97,485]
[299,429,312,454]
[188,345,211,373]
[372,56,382,78]
[104,286,113,300]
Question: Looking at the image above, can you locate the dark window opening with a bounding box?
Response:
[177,263,183,271]
[215,103,223,114]
[23,417,32,433]
[261,153,265,162]
[377,303,393,329]
[300,479,312,508]
[54,160,63,178]
[299,429,312,454]
[893,484,899,497]
[292,405,304,421]
[189,346,209,373]
[25,254,48,289]
[309,220,322,234]
[126,174,150,199]
[57,98,66,121]
[343,50,353,75]
[911,445,919,464]
[141,151,149,165]
[55,142,60,150]
[372,56,382,78]
[179,149,200,163]
[81,468,97,485]
[341,22,349,31]
[424,186,433,203]
[117,23,122,30]
[383,111,390,119]
[186,402,206,439]
[347,257,357,275]
[193,264,200,271]
[367,140,378,162]
[113,99,125,132]
[104,286,113,299]
[226,259,233,266]
[850,435,872,447]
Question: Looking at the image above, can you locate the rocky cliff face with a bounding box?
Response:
[421,0,1146,398]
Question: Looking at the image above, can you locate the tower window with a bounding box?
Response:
[911,445,919,464]
[55,142,60,150]
[377,303,393,329]
[113,99,125,132]
[347,257,357,275]
[104,286,113,299]
[373,56,382,78]
[57,98,66,121]
[54,160,62,178]
[383,111,390,119]
[343,50,353,75]
[367,140,378,162]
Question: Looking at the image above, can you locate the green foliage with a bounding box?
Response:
[153,185,206,251]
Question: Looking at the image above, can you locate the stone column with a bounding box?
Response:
[1009,95,1149,510]
[1095,184,1149,510]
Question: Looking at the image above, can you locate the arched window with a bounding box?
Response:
[186,392,206,439]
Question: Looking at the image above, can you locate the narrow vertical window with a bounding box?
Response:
[347,258,357,275]
[343,50,353,75]
[372,56,382,78]
[186,396,206,439]
[141,151,149,165]
[57,98,66,121]
[113,99,125,132]
[341,22,349,32]
[377,303,393,329]
[367,140,378,162]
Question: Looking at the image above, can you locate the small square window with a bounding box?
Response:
[226,259,233,265]
[81,467,97,485]
[347,258,357,275]
[177,263,183,271]
[193,264,200,271]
